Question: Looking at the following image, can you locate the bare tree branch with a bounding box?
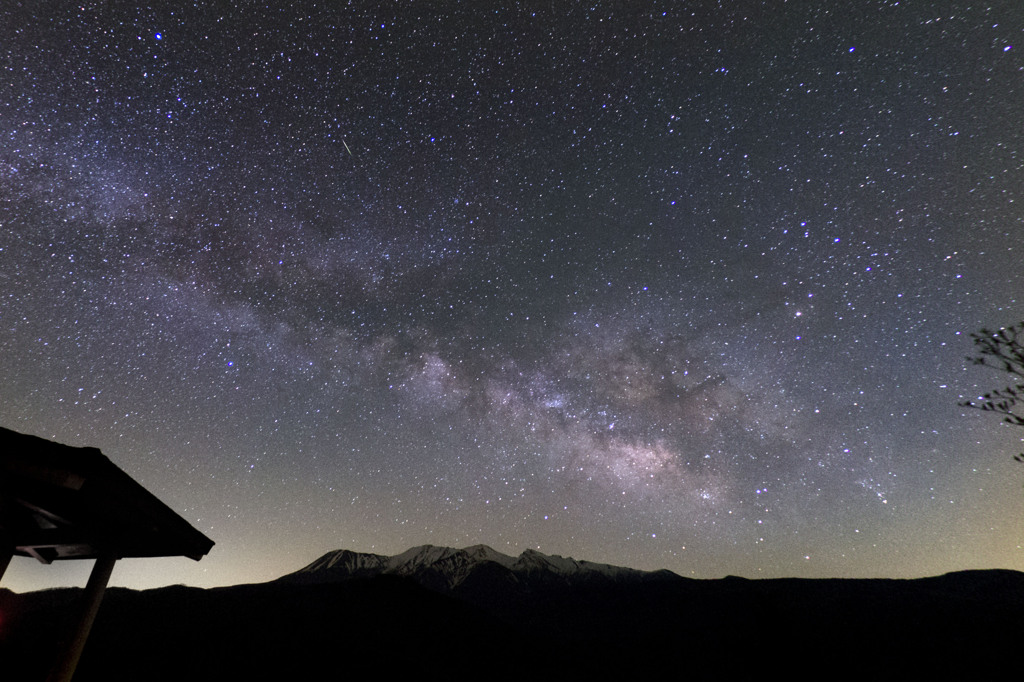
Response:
[960,321,1024,463]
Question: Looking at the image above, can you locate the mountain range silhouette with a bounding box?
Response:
[2,545,1022,679]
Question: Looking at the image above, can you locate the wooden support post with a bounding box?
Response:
[46,554,118,682]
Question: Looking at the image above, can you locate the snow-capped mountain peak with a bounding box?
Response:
[283,544,666,592]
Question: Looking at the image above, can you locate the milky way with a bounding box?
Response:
[2,2,1023,591]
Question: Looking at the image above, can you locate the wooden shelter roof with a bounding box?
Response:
[0,427,214,563]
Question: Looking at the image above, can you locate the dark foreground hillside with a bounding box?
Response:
[2,568,1023,680]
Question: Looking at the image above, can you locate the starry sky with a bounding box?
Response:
[2,1,1023,593]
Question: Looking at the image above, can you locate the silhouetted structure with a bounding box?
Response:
[0,427,213,681]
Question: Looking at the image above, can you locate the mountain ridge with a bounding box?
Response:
[3,559,1023,678]
[279,543,673,592]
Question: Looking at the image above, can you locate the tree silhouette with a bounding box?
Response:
[960,321,1024,463]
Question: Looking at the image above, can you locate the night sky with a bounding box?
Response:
[3,2,1023,593]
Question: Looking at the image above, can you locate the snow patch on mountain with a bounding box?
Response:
[284,544,666,591]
